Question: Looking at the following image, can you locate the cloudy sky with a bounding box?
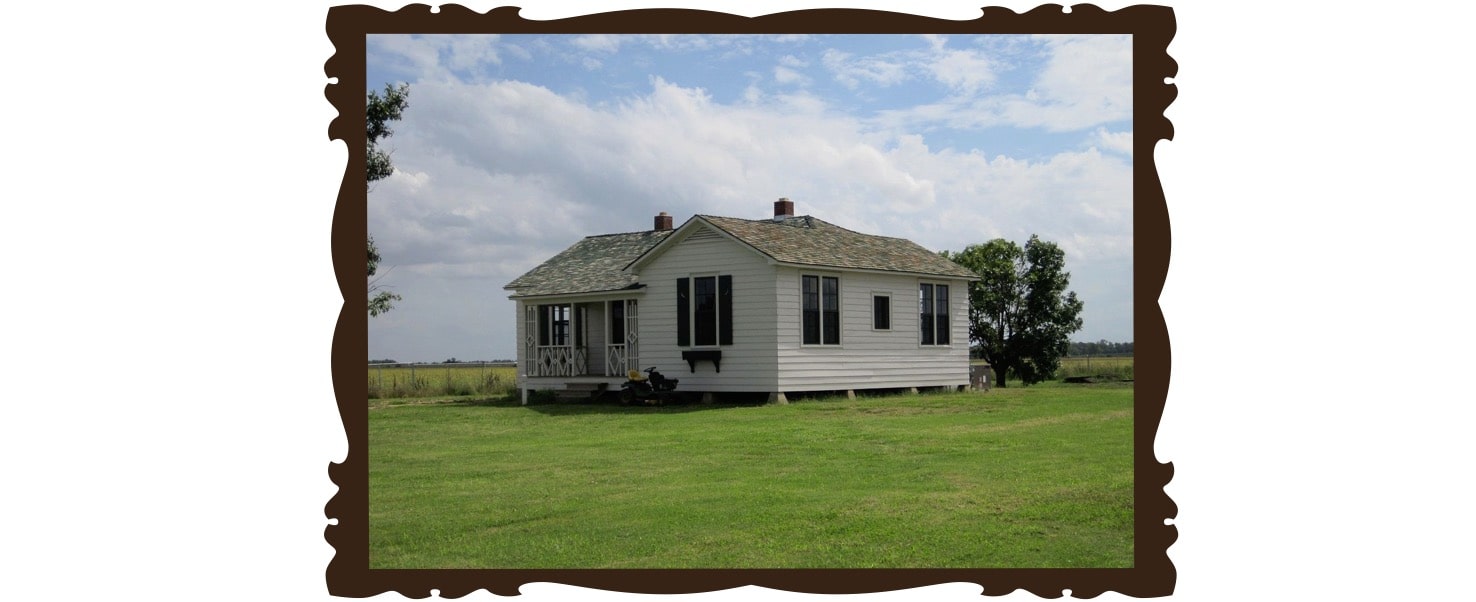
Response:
[364,33,1133,362]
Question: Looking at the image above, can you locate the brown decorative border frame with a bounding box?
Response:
[326,4,1175,598]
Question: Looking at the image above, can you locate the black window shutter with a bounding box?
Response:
[677,278,690,347]
[718,275,733,346]
[936,285,949,345]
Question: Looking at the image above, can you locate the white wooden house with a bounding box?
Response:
[503,199,979,404]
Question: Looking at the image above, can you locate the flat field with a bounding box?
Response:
[367,364,517,399]
[368,383,1134,568]
[972,356,1134,383]
[1056,356,1134,381]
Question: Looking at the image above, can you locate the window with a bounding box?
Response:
[802,275,840,345]
[919,283,950,345]
[677,275,733,347]
[694,276,717,345]
[610,300,625,342]
[537,304,571,346]
[873,294,891,330]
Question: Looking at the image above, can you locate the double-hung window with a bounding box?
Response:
[919,283,950,346]
[802,275,840,345]
[677,275,733,347]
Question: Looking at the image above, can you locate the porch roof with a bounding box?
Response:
[504,229,673,298]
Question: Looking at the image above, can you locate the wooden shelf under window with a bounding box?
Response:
[681,349,722,373]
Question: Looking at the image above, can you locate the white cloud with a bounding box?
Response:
[927,48,997,93]
[367,76,1132,359]
[1089,127,1134,156]
[1027,34,1133,126]
[571,34,624,53]
[441,35,505,72]
[919,35,999,93]
[567,34,813,56]
[772,55,811,87]
[367,35,505,82]
[773,65,808,85]
[741,83,764,104]
[921,34,949,52]
[818,36,1000,95]
[870,34,1132,133]
[822,48,909,89]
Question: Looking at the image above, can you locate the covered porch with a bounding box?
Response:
[524,297,641,380]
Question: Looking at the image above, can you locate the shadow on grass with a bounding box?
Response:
[370,386,1034,415]
[520,392,772,416]
[515,388,958,416]
[371,392,771,415]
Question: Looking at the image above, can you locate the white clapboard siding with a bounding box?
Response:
[636,223,780,392]
[774,266,970,392]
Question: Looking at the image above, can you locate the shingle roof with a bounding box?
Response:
[695,215,979,279]
[506,213,977,298]
[504,229,673,297]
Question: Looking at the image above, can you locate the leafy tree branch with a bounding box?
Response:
[366,83,409,317]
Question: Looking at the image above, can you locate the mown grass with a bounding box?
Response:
[368,383,1134,568]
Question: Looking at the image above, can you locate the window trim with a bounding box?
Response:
[801,273,842,346]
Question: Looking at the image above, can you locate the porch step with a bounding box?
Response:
[553,382,610,402]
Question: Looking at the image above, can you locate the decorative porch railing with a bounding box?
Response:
[530,345,588,377]
[606,344,628,376]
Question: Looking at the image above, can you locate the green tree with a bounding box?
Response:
[945,235,1084,386]
[367,83,409,184]
[367,83,409,316]
[367,233,399,317]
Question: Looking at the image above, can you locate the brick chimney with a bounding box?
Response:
[773,197,794,220]
[654,211,673,231]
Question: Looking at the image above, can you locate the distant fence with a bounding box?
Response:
[1056,356,1134,381]
[368,362,518,399]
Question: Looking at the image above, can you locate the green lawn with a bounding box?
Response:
[368,384,1134,568]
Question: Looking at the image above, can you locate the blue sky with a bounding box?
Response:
[365,33,1133,362]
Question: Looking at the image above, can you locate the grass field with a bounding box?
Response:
[368,364,518,399]
[1056,356,1134,381]
[971,356,1134,385]
[367,383,1134,568]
